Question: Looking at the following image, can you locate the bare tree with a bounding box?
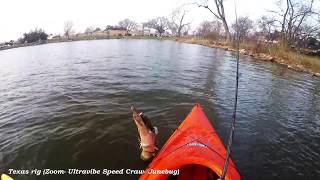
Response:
[182,24,191,36]
[231,16,254,42]
[257,16,278,53]
[258,16,277,42]
[64,20,74,40]
[271,0,319,47]
[169,8,191,37]
[197,21,214,35]
[93,27,101,32]
[196,0,231,41]
[196,20,223,39]
[118,19,137,35]
[168,23,178,36]
[145,17,169,36]
[85,26,94,35]
[295,24,320,48]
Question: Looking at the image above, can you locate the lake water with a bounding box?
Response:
[0,39,319,180]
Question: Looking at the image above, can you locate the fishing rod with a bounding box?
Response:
[220,0,240,179]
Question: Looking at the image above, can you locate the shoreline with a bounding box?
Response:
[1,36,319,77]
[174,37,320,77]
[0,36,159,51]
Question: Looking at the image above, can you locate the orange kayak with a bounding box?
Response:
[140,104,241,180]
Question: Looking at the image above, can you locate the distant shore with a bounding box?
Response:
[1,35,319,77]
[0,35,159,51]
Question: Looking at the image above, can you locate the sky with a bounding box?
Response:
[0,0,279,42]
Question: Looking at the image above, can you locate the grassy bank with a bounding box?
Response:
[176,37,320,77]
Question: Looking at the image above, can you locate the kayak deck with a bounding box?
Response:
[140,104,240,180]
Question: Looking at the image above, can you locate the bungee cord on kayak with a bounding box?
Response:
[220,0,241,179]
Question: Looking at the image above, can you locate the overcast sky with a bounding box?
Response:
[0,0,279,42]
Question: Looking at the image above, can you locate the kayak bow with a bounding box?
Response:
[140,104,240,180]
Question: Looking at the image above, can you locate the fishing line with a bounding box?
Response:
[220,0,240,179]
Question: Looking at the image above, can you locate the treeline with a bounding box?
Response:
[18,29,48,44]
[10,0,320,53]
[195,0,320,52]
[80,14,190,37]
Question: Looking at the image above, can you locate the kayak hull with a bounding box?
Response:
[140,104,240,180]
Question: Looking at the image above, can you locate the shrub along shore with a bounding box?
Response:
[1,36,319,77]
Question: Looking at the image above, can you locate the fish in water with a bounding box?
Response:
[131,106,158,160]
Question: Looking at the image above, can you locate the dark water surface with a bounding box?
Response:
[0,39,319,180]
